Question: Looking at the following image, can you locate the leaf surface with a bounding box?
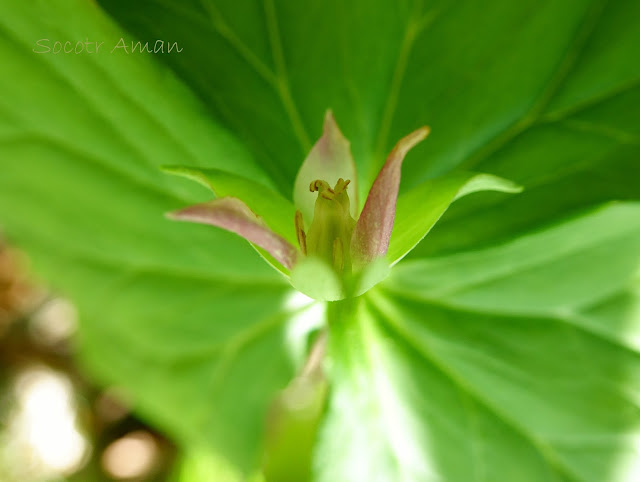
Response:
[1,0,640,479]
[320,204,640,482]
[388,172,522,264]
[0,0,317,471]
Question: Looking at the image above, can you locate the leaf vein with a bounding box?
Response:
[369,295,587,482]
[263,0,312,153]
[458,0,609,172]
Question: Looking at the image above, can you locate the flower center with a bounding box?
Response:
[295,178,356,274]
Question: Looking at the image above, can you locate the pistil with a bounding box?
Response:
[295,178,356,274]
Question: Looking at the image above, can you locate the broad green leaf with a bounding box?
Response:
[76,268,321,471]
[2,0,640,480]
[320,291,640,482]
[98,0,640,212]
[388,172,522,264]
[0,0,318,472]
[164,165,298,244]
[409,119,640,258]
[319,204,640,482]
[387,202,640,316]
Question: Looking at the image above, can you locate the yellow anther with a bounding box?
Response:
[310,180,332,193]
[309,179,352,201]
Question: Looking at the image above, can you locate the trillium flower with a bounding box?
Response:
[165,111,521,300]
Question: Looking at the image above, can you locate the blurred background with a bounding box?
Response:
[0,239,177,481]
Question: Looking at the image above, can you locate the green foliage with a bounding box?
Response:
[1,0,639,481]
[164,166,297,244]
[389,172,522,264]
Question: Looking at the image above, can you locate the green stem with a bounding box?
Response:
[327,295,361,327]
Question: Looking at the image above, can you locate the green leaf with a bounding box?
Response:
[0,0,318,473]
[3,0,640,479]
[387,202,640,315]
[164,165,298,244]
[96,0,640,267]
[77,269,321,471]
[171,448,265,482]
[388,172,522,264]
[319,204,640,482]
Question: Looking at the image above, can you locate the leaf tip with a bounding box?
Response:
[164,210,181,221]
[160,165,216,193]
[395,126,430,158]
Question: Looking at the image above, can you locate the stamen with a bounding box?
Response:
[332,238,344,272]
[295,210,307,255]
[310,180,332,193]
[321,191,334,200]
[332,178,351,196]
[305,177,354,274]
[310,179,336,200]
[310,179,352,201]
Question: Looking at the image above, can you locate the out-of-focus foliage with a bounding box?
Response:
[1,0,639,480]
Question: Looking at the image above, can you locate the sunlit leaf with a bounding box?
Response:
[2,0,640,479]
[320,203,640,482]
[388,172,522,264]
[164,165,297,244]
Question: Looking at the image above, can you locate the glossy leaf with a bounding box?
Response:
[388,172,522,264]
[387,202,640,316]
[320,203,640,482]
[0,0,313,473]
[98,0,640,225]
[2,0,640,480]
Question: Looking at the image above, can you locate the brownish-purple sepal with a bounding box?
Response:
[351,127,430,267]
[167,197,299,269]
